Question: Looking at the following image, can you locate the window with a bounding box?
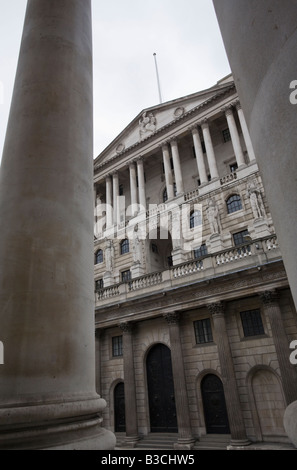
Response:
[95,249,103,264]
[226,194,242,214]
[151,243,159,254]
[95,278,104,291]
[167,255,173,267]
[222,128,231,143]
[194,319,213,344]
[112,336,123,357]
[120,238,129,255]
[119,184,124,196]
[194,244,208,259]
[240,309,265,337]
[230,162,238,173]
[190,210,202,229]
[163,183,177,202]
[121,270,131,282]
[233,229,249,247]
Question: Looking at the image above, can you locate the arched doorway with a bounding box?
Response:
[114,382,126,432]
[146,344,178,432]
[201,374,230,434]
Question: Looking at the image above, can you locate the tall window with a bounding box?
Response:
[95,249,103,264]
[120,238,129,255]
[194,319,213,344]
[121,270,131,282]
[233,229,249,246]
[190,210,202,229]
[226,194,242,214]
[163,183,177,202]
[95,278,104,291]
[194,244,208,259]
[112,336,123,357]
[240,309,265,337]
[222,128,231,143]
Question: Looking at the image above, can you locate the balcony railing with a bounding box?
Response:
[95,235,280,305]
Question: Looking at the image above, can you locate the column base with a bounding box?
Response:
[123,435,141,448]
[173,438,196,450]
[227,439,251,450]
[0,393,116,450]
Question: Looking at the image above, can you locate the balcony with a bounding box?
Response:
[95,235,281,309]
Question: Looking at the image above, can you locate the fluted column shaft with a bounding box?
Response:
[235,101,256,162]
[162,143,174,199]
[136,158,146,211]
[191,127,208,184]
[208,302,249,445]
[112,172,119,226]
[201,120,219,179]
[224,106,245,167]
[106,174,113,228]
[129,162,138,215]
[170,139,184,195]
[260,291,297,405]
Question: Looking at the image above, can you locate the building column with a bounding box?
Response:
[129,162,138,216]
[136,157,146,212]
[170,138,184,195]
[224,106,246,168]
[106,174,113,228]
[164,312,195,449]
[119,322,140,447]
[235,101,256,162]
[191,126,208,185]
[161,143,175,199]
[112,172,119,226]
[201,119,219,179]
[208,302,250,447]
[259,290,297,405]
[95,329,101,395]
[0,0,115,450]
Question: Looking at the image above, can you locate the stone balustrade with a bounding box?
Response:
[95,235,281,306]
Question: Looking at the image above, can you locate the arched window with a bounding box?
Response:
[190,210,202,228]
[226,194,242,214]
[95,249,103,264]
[120,238,129,255]
[163,183,177,202]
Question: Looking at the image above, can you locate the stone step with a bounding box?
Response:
[194,434,231,450]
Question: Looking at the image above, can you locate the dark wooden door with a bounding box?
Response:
[146,344,178,432]
[114,382,126,432]
[201,374,230,434]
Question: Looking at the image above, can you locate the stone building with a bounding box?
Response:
[93,74,297,449]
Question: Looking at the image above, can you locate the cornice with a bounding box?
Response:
[94,83,236,176]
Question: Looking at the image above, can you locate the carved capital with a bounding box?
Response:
[164,312,180,325]
[234,99,241,111]
[200,118,209,129]
[207,301,225,317]
[259,290,280,306]
[223,104,234,116]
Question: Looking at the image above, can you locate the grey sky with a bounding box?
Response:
[0,1,231,162]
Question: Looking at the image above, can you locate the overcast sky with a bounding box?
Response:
[0,1,231,162]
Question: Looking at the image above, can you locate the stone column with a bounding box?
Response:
[259,290,297,405]
[208,302,250,447]
[112,172,119,226]
[0,0,115,450]
[191,126,208,185]
[235,101,256,162]
[170,138,184,195]
[106,174,113,228]
[201,119,219,179]
[224,106,246,168]
[164,313,195,449]
[136,157,146,212]
[119,322,140,447]
[129,162,138,216]
[162,143,174,199]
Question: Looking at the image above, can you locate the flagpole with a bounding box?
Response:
[153,53,163,104]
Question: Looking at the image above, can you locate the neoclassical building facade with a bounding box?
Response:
[93,75,297,449]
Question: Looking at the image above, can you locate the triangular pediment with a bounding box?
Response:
[95,75,234,167]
